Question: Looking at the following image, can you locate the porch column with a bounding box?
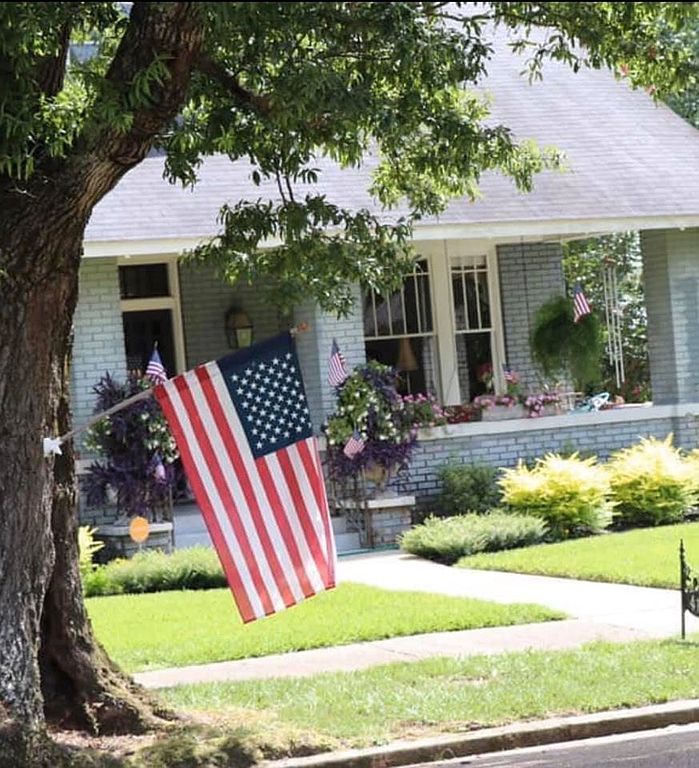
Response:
[496,242,566,390]
[293,286,366,432]
[641,228,699,405]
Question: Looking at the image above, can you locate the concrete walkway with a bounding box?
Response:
[134,551,699,690]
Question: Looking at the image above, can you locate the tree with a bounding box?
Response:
[0,2,695,763]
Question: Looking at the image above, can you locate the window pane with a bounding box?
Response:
[477,271,491,328]
[465,272,479,328]
[362,259,432,338]
[365,336,439,396]
[119,264,170,299]
[455,331,493,402]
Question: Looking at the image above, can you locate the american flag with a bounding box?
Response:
[146,347,168,385]
[153,332,336,623]
[573,282,592,323]
[343,430,366,459]
[502,365,517,383]
[328,338,348,387]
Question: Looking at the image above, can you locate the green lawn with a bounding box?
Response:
[87,582,561,672]
[457,521,699,587]
[163,637,699,745]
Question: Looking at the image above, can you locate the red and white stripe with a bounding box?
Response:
[155,362,336,623]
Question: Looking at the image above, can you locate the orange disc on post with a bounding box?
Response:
[129,516,150,544]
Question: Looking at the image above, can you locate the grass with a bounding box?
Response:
[457,521,699,587]
[87,582,561,673]
[162,637,699,745]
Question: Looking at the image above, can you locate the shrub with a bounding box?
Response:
[399,511,548,565]
[78,526,104,581]
[438,463,501,515]
[608,435,697,527]
[83,546,224,597]
[500,453,612,539]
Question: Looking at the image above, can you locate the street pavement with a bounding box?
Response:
[415,724,699,767]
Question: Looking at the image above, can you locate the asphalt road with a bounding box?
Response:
[416,724,699,767]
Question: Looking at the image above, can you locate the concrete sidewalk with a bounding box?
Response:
[134,551,699,690]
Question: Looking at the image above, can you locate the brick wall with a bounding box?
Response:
[71,258,127,443]
[178,262,287,368]
[294,286,366,431]
[391,413,699,505]
[497,242,566,391]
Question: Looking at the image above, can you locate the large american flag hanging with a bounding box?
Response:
[154,332,336,622]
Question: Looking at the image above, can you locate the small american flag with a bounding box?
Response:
[343,430,366,459]
[328,338,348,387]
[573,283,592,323]
[154,332,336,623]
[502,365,517,384]
[146,347,168,385]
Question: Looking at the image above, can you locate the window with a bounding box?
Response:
[119,263,170,299]
[451,254,496,401]
[119,258,185,376]
[363,260,439,395]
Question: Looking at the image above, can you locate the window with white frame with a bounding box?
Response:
[450,254,496,401]
[362,259,439,395]
[118,258,186,377]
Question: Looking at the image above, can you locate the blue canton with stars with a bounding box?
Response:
[217,333,313,460]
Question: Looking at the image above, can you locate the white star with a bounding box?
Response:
[270,436,277,444]
[259,363,266,371]
[285,352,293,359]
[231,374,239,382]
[256,441,263,450]
[284,430,290,438]
[252,428,258,435]
[272,357,280,365]
[251,405,258,413]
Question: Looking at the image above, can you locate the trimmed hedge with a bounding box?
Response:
[399,511,548,565]
[83,546,224,597]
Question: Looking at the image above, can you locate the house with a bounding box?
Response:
[73,30,699,536]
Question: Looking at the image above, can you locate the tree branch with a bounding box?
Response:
[195,52,273,115]
[35,22,71,99]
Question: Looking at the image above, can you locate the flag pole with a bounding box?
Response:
[43,323,311,454]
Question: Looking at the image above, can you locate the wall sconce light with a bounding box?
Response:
[225,307,253,349]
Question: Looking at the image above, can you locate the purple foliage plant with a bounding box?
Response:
[82,372,179,520]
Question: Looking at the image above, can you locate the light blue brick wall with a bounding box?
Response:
[71,258,127,449]
[178,263,288,368]
[642,228,699,404]
[497,242,566,391]
[388,414,699,505]
[294,286,366,432]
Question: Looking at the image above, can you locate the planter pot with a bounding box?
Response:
[480,403,526,422]
[95,521,174,561]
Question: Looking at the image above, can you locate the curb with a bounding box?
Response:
[263,699,699,768]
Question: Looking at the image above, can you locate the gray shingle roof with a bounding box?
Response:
[86,33,699,245]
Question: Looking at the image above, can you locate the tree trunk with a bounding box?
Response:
[0,4,204,759]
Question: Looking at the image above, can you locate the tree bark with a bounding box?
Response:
[0,2,205,754]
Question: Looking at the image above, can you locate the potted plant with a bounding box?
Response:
[324,361,418,546]
[530,295,603,390]
[325,361,417,491]
[83,372,180,556]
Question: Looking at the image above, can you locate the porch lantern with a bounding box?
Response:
[225,307,253,349]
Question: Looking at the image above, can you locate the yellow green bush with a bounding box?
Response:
[500,453,612,539]
[608,435,697,527]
